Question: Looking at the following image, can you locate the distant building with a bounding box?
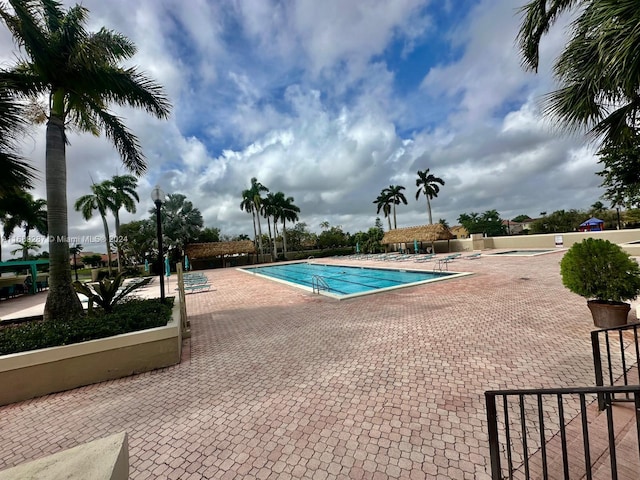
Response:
[69,251,118,268]
[502,218,539,235]
[450,225,469,239]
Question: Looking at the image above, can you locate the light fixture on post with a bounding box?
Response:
[151,185,166,304]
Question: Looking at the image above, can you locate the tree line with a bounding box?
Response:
[240,177,300,261]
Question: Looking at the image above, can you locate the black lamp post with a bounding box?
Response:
[71,244,82,282]
[151,185,166,304]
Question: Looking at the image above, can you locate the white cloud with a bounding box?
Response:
[0,0,609,258]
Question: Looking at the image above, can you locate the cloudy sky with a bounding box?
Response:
[2,0,603,255]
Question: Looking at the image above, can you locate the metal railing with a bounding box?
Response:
[311,275,329,294]
[592,323,640,410]
[485,385,640,480]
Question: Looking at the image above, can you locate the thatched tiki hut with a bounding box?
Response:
[186,241,256,269]
[381,224,455,253]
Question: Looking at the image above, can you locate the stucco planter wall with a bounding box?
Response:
[0,300,182,406]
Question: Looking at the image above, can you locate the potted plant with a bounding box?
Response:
[560,238,640,328]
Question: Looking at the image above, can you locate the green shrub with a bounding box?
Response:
[73,273,152,313]
[0,298,173,355]
[560,238,640,303]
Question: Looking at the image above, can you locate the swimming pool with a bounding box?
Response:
[490,249,556,256]
[241,262,468,299]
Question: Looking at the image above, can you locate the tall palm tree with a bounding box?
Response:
[246,177,268,258]
[278,194,300,259]
[3,192,47,260]
[373,192,393,230]
[106,174,139,272]
[416,169,445,225]
[383,185,407,229]
[0,0,170,319]
[262,192,278,260]
[75,182,116,277]
[517,0,640,145]
[240,189,259,255]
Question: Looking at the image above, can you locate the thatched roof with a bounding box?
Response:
[381,224,455,244]
[186,241,256,259]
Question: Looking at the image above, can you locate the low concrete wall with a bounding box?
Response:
[0,300,182,406]
[486,229,640,251]
[0,432,128,480]
[429,229,640,254]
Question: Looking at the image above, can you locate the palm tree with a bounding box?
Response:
[320,221,330,231]
[0,0,170,320]
[70,244,83,282]
[75,182,116,277]
[517,0,640,145]
[246,178,268,258]
[105,175,139,272]
[416,169,445,224]
[262,192,278,260]
[151,193,203,259]
[240,190,259,255]
[2,192,47,260]
[11,239,40,258]
[279,195,300,259]
[373,192,392,231]
[383,185,407,229]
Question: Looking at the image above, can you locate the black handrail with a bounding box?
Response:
[485,385,640,480]
[592,323,640,410]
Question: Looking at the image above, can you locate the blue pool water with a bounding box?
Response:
[242,262,458,298]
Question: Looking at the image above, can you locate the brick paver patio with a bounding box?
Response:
[0,251,636,479]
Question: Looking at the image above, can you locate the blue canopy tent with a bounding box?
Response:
[579,217,604,232]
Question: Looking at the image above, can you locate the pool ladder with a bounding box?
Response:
[311,275,330,294]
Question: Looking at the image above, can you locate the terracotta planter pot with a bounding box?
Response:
[587,300,630,328]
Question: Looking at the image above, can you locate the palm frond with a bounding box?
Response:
[2,0,54,72]
[83,98,146,174]
[517,0,579,72]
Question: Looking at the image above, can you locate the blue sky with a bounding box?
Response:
[0,0,603,254]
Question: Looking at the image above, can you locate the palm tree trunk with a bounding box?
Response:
[387,215,392,231]
[282,220,288,259]
[256,213,264,258]
[101,214,112,276]
[43,114,83,320]
[273,221,278,259]
[267,216,275,261]
[114,211,122,272]
[393,204,397,229]
[251,210,258,252]
[250,211,258,263]
[23,225,30,260]
[427,197,433,225]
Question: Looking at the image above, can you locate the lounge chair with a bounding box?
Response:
[463,252,481,260]
[414,254,436,263]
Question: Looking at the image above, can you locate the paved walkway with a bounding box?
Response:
[0,252,637,479]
